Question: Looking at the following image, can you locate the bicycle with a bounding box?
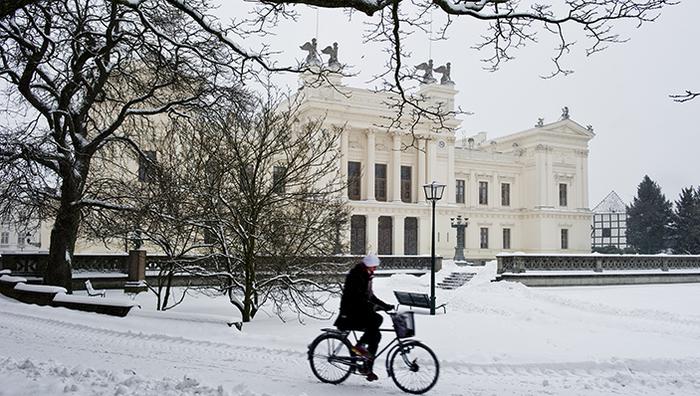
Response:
[307,311,439,394]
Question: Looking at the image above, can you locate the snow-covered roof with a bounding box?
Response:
[593,191,627,213]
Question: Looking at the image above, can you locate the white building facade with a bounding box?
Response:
[296,75,594,260]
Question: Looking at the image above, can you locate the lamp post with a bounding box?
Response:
[450,215,469,263]
[423,181,445,315]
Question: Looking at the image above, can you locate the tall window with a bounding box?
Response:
[272,166,286,194]
[0,231,8,245]
[350,215,367,254]
[348,161,361,200]
[480,227,489,249]
[456,179,465,204]
[559,183,568,207]
[503,228,511,250]
[401,166,412,203]
[404,217,418,255]
[138,150,157,183]
[561,229,569,249]
[375,164,387,201]
[479,181,488,205]
[378,216,393,254]
[501,183,510,206]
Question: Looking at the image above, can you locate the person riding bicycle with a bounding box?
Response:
[334,253,394,382]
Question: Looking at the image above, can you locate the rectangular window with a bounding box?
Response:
[401,166,412,203]
[0,231,8,245]
[561,229,569,250]
[503,228,511,250]
[456,179,465,204]
[348,161,362,200]
[272,166,286,194]
[501,183,510,206]
[479,181,488,205]
[375,164,387,201]
[602,228,611,238]
[559,183,568,207]
[480,227,489,249]
[138,150,157,183]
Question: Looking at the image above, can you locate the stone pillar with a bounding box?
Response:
[366,130,376,201]
[128,250,146,282]
[417,139,426,203]
[546,148,555,207]
[447,139,455,204]
[394,215,405,256]
[392,132,402,202]
[367,214,378,254]
[125,250,147,293]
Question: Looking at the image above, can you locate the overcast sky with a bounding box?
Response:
[214,1,699,208]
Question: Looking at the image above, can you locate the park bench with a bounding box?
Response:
[393,290,446,314]
[85,280,106,297]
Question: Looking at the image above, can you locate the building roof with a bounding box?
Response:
[592,191,627,213]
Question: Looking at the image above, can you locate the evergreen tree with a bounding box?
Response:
[671,186,700,254]
[626,175,673,254]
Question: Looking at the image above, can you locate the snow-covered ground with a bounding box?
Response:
[2,261,700,395]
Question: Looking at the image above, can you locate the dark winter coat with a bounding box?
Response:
[334,263,392,330]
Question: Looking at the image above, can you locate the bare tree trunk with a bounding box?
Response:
[44,196,80,293]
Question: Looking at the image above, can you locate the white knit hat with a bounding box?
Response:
[362,253,380,267]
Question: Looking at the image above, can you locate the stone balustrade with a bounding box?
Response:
[497,253,700,274]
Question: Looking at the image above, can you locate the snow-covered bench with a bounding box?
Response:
[393,291,447,314]
[84,280,106,297]
[52,293,139,317]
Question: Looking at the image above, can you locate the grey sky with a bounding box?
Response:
[214,1,699,208]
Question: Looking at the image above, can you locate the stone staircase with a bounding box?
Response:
[437,272,475,290]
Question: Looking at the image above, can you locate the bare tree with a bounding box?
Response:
[0,1,240,291]
[185,90,349,323]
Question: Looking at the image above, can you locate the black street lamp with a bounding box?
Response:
[423,181,445,315]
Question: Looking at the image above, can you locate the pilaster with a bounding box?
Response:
[365,129,376,201]
[392,132,402,202]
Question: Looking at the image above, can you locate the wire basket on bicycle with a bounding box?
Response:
[390,311,415,338]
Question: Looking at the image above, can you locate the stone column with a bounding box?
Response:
[417,138,426,203]
[447,139,455,204]
[340,129,349,199]
[365,130,376,201]
[394,215,405,255]
[546,148,555,207]
[492,172,499,208]
[535,144,547,208]
[470,170,478,207]
[426,137,435,185]
[581,150,589,209]
[392,132,402,202]
[367,214,378,254]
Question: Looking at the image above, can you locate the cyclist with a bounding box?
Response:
[334,253,393,382]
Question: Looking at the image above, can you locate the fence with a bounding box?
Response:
[0,252,441,277]
[497,253,700,274]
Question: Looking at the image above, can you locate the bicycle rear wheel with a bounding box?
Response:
[388,341,439,394]
[308,333,354,384]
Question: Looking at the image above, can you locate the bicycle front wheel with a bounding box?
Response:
[388,341,439,394]
[308,333,353,384]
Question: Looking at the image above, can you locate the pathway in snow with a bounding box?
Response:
[2,290,700,396]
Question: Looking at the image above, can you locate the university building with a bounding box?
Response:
[296,72,594,260]
[1,72,595,261]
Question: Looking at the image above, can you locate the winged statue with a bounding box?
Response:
[300,38,320,66]
[321,42,341,70]
[415,59,436,84]
[433,62,454,85]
